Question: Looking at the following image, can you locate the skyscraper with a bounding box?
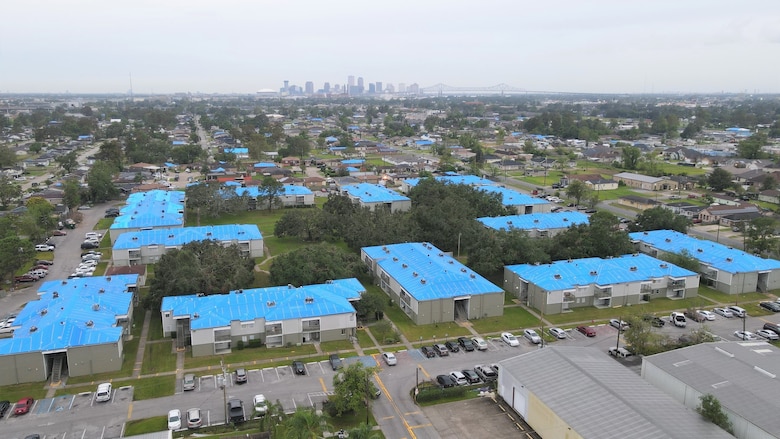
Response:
[398,83,406,93]
[375,82,382,93]
[324,82,330,93]
[305,81,314,94]
[348,76,355,87]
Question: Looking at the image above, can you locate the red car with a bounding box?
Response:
[14,275,37,283]
[52,230,68,236]
[13,397,34,415]
[576,326,597,337]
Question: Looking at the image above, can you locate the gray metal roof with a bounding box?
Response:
[498,347,733,439]
[643,341,780,437]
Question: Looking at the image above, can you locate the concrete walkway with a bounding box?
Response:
[132,310,152,379]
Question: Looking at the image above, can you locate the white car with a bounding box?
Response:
[501,332,520,347]
[713,307,734,318]
[167,409,182,430]
[697,310,716,321]
[471,337,488,351]
[450,371,468,386]
[609,319,629,330]
[523,329,542,344]
[382,352,397,366]
[35,244,54,252]
[734,330,755,341]
[549,327,567,339]
[253,394,268,417]
[85,232,103,240]
[756,329,779,341]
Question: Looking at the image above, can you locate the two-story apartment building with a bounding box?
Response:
[477,212,589,237]
[340,183,412,212]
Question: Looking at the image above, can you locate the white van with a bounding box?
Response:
[95,383,112,402]
[670,312,687,328]
[728,305,747,318]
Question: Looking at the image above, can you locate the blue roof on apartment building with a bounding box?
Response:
[224,147,248,154]
[341,159,365,165]
[341,183,410,203]
[362,242,502,301]
[479,186,550,206]
[111,190,185,230]
[234,185,313,197]
[404,175,496,189]
[629,229,780,274]
[506,254,696,291]
[114,224,262,250]
[161,278,364,330]
[0,275,137,355]
[478,211,590,231]
[253,162,277,168]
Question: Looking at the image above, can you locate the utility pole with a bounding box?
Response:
[221,359,228,423]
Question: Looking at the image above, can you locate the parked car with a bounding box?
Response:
[182,373,196,391]
[759,301,780,312]
[471,337,488,350]
[14,275,37,283]
[457,336,475,352]
[14,397,34,415]
[462,369,481,384]
[328,354,343,370]
[763,322,780,336]
[548,327,567,339]
[253,394,268,418]
[608,347,633,358]
[436,374,456,388]
[697,310,716,321]
[35,244,54,252]
[0,400,10,418]
[683,310,705,323]
[609,319,629,330]
[670,312,687,328]
[52,230,67,236]
[444,340,460,353]
[234,368,247,384]
[35,260,54,266]
[450,371,468,386]
[728,306,747,318]
[474,364,497,382]
[95,383,112,402]
[713,307,734,318]
[292,361,306,375]
[382,352,397,366]
[227,398,245,423]
[85,232,103,240]
[756,329,780,341]
[734,330,755,340]
[186,407,203,428]
[80,241,99,249]
[421,346,436,358]
[433,344,449,356]
[501,332,520,347]
[642,314,665,327]
[576,326,596,337]
[523,329,542,344]
[167,409,182,430]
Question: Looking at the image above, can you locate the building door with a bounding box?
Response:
[454,298,469,321]
[758,272,769,293]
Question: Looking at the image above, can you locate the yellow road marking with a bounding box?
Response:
[127,403,133,420]
[374,372,416,439]
[381,415,396,420]
[417,365,430,379]
[404,411,421,415]
[410,423,432,429]
[319,377,328,393]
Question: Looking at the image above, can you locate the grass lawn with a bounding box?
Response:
[362,348,380,356]
[319,339,355,353]
[253,270,271,288]
[383,304,470,342]
[184,344,318,369]
[697,285,769,304]
[264,236,309,256]
[93,261,109,276]
[355,328,376,349]
[55,383,97,397]
[118,375,175,401]
[329,406,381,432]
[94,218,114,230]
[543,297,704,325]
[125,417,167,436]
[147,312,164,341]
[591,186,647,202]
[141,342,177,374]
[469,306,540,334]
[0,381,49,401]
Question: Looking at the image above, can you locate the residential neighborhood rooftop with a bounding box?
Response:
[114,224,263,250]
[477,211,590,231]
[479,186,550,206]
[340,183,410,203]
[403,175,495,188]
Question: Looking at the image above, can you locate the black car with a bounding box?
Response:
[420,346,436,358]
[642,314,665,327]
[80,241,99,249]
[462,369,481,384]
[35,260,54,266]
[457,336,475,352]
[436,374,456,388]
[444,340,460,353]
[292,360,306,375]
[584,209,597,214]
[227,398,245,423]
[329,354,343,370]
[759,301,780,312]
[0,400,10,418]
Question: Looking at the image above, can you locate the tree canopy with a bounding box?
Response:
[629,206,691,233]
[707,168,733,192]
[268,244,367,287]
[329,362,379,417]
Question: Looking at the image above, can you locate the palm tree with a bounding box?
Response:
[284,408,331,439]
[348,423,382,439]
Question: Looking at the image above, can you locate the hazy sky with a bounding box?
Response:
[2,0,779,94]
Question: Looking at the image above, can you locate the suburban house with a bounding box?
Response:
[614,172,678,191]
[497,347,734,439]
[160,278,364,356]
[477,211,589,237]
[112,224,264,266]
[629,229,780,294]
[663,147,702,163]
[0,275,138,385]
[340,183,412,212]
[399,175,495,194]
[758,189,780,204]
[663,202,705,220]
[698,203,762,225]
[504,253,699,315]
[361,242,504,324]
[618,195,662,210]
[642,342,780,439]
[109,190,185,244]
[479,186,552,214]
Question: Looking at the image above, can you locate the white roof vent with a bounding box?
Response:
[30,326,38,333]
[86,320,94,327]
[92,303,100,311]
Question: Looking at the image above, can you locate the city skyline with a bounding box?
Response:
[1,0,779,94]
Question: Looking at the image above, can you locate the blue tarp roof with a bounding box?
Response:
[478,212,590,231]
[114,224,262,250]
[506,254,697,292]
[161,279,364,330]
[0,275,137,355]
[479,186,551,206]
[235,185,313,197]
[341,159,365,165]
[111,190,185,230]
[341,183,410,203]
[212,167,226,173]
[415,140,434,145]
[362,243,502,301]
[404,175,496,188]
[329,146,347,151]
[254,162,277,168]
[629,229,780,274]
[346,167,359,172]
[172,140,187,145]
[224,148,248,154]
[325,136,338,143]
[164,162,177,168]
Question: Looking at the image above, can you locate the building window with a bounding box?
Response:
[240,321,254,329]
[164,312,170,318]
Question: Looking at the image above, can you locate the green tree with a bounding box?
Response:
[697,394,734,435]
[707,168,733,192]
[352,289,386,322]
[736,132,768,159]
[348,423,383,439]
[170,143,203,164]
[95,140,124,171]
[549,212,633,260]
[19,197,56,242]
[62,179,81,210]
[185,182,248,222]
[329,362,379,417]
[565,180,590,206]
[0,235,35,287]
[0,176,22,208]
[0,145,17,168]
[55,151,79,173]
[760,175,777,191]
[274,209,324,241]
[659,249,700,272]
[259,176,284,211]
[268,244,367,286]
[283,408,331,439]
[629,206,691,233]
[86,161,119,203]
[621,146,642,170]
[745,216,778,255]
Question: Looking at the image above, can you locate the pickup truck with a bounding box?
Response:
[608,347,633,358]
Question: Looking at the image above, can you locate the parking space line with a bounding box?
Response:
[319,377,328,393]
[417,365,430,379]
[127,403,133,420]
